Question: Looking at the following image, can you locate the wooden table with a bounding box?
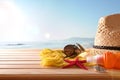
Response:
[0,49,119,80]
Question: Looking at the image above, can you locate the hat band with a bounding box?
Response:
[93,45,120,51]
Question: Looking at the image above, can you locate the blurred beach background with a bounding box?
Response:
[0,0,119,49]
[0,38,94,49]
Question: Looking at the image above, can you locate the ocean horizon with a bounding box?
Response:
[0,37,94,49]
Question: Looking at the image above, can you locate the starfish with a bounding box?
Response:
[63,57,88,70]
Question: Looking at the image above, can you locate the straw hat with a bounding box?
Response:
[91,14,120,55]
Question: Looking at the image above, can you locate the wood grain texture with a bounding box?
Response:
[0,49,119,80]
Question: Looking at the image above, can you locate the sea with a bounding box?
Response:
[0,38,94,49]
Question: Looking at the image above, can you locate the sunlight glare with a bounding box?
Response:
[45,33,51,39]
[0,1,27,42]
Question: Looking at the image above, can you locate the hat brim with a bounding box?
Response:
[90,48,120,55]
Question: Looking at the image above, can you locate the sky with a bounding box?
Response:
[0,0,120,42]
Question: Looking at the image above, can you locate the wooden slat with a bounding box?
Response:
[0,74,114,80]
[0,49,40,54]
[0,59,40,61]
[0,53,39,56]
[0,49,40,57]
[0,64,41,69]
[0,61,40,65]
[0,68,107,74]
[0,55,39,59]
[0,69,116,80]
[0,49,41,51]
[0,52,39,54]
[0,69,119,79]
